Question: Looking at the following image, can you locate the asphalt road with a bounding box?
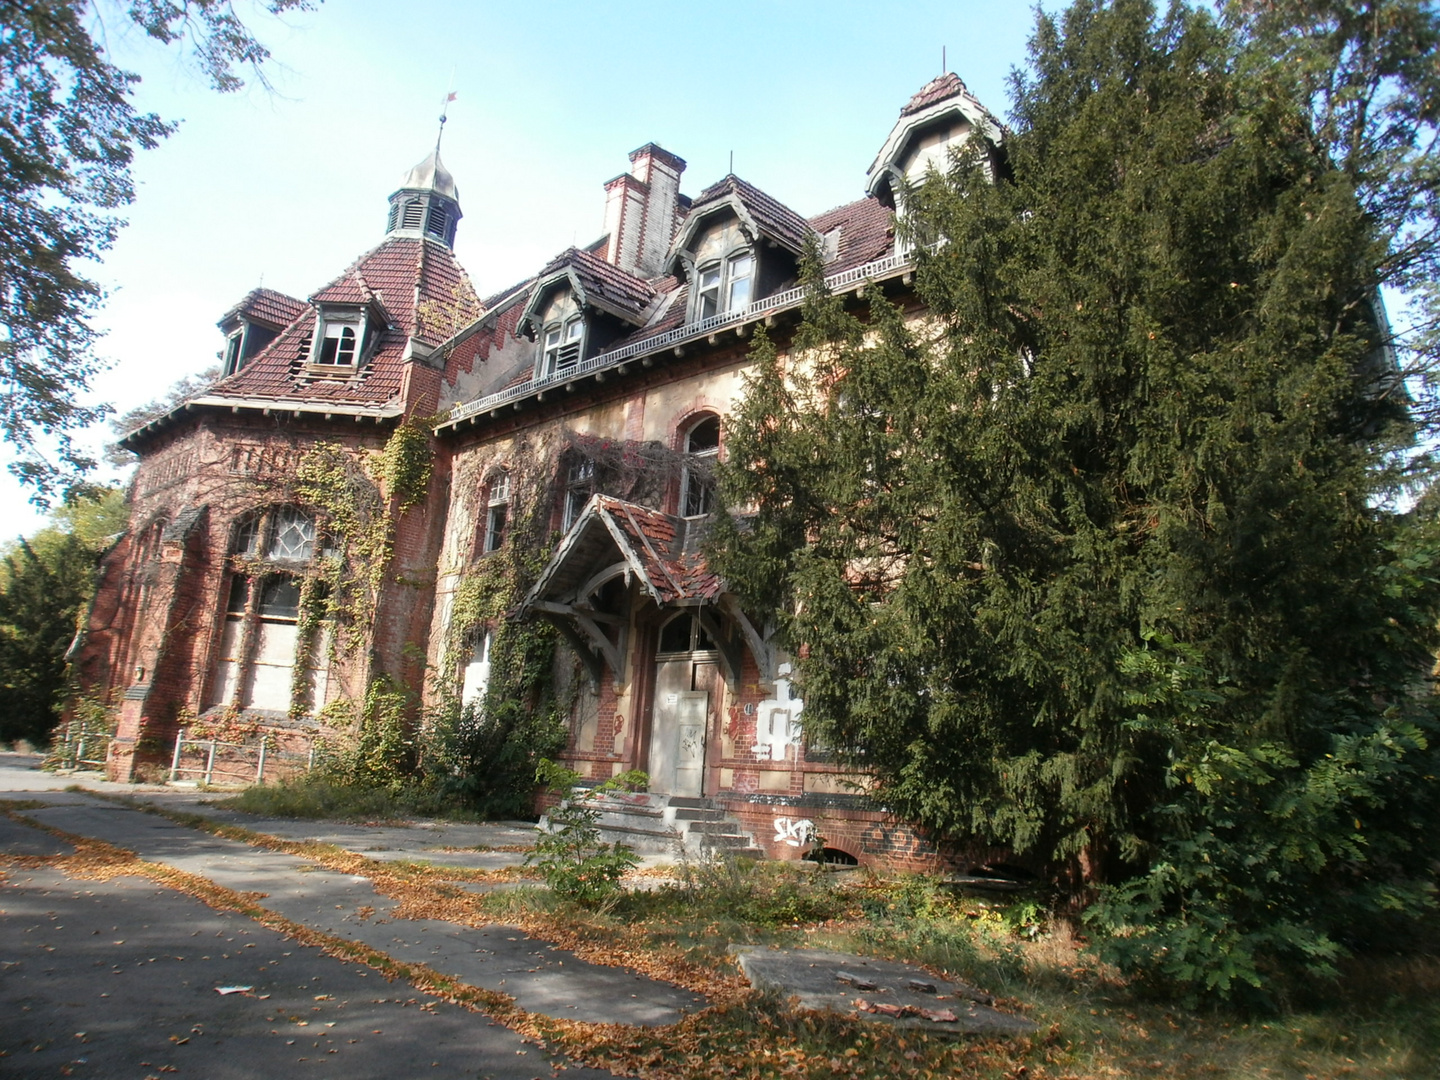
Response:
[0,754,672,1080]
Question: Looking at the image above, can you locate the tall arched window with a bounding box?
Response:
[680,414,720,517]
[210,506,329,715]
[482,470,510,554]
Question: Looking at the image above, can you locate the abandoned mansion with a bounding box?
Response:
[77,74,1006,871]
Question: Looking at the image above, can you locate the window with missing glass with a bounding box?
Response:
[562,458,595,531]
[657,610,717,655]
[482,471,509,553]
[209,506,331,715]
[316,321,359,366]
[681,414,720,517]
[543,315,585,374]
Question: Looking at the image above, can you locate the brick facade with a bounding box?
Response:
[80,75,1017,873]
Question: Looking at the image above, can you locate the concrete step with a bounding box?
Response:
[684,820,751,836]
[671,807,726,822]
[564,791,761,863]
[592,804,666,822]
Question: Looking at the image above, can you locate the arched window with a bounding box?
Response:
[657,610,717,655]
[482,470,509,554]
[681,414,720,517]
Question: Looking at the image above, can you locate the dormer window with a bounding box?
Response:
[317,322,358,366]
[223,330,245,376]
[306,304,382,375]
[543,315,585,375]
[694,249,755,322]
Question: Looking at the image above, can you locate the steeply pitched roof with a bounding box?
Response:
[218,287,306,330]
[522,494,720,612]
[685,174,813,254]
[200,237,481,408]
[810,197,894,274]
[528,247,657,327]
[901,72,968,116]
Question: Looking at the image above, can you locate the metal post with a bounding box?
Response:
[170,731,185,781]
[255,738,267,784]
[204,740,216,785]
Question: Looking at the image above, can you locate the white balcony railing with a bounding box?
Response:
[445,251,912,425]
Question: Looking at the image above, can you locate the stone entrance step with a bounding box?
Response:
[552,790,764,860]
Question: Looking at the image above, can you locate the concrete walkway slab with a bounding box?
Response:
[733,946,1037,1037]
[10,797,704,1027]
[0,864,616,1079]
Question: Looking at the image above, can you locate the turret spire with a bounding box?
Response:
[385,113,463,248]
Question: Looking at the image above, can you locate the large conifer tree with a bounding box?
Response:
[712,0,1440,998]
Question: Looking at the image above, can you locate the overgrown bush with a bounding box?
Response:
[526,760,644,908]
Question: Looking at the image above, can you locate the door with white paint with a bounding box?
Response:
[648,659,708,797]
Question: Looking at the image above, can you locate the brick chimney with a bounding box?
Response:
[602,143,686,278]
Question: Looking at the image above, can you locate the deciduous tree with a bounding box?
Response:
[0,0,313,500]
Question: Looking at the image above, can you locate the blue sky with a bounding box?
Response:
[4,0,1050,537]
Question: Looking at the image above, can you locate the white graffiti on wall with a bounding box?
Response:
[754,663,804,762]
[773,816,816,848]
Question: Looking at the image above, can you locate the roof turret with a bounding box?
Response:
[386,148,463,248]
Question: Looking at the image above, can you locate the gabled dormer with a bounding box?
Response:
[866,72,1004,210]
[517,248,657,379]
[386,150,463,248]
[218,288,307,377]
[298,276,392,377]
[665,175,810,324]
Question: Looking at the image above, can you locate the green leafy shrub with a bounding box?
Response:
[526,760,645,908]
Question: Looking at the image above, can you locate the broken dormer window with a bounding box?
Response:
[317,322,358,366]
[543,315,585,375]
[223,330,245,376]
